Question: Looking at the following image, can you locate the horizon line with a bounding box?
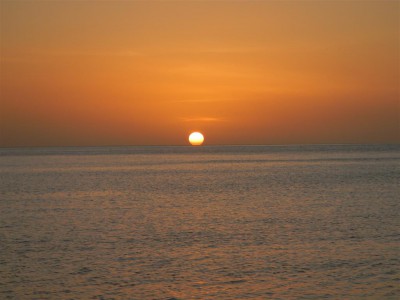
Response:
[1,142,399,150]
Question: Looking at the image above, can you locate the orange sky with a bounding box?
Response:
[1,1,399,147]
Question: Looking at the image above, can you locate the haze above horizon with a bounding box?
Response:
[1,1,399,147]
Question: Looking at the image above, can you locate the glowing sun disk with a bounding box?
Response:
[189,132,204,146]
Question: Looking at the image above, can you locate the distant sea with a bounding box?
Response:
[1,144,399,299]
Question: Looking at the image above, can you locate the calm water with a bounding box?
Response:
[0,145,399,299]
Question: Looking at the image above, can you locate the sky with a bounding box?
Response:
[1,0,399,147]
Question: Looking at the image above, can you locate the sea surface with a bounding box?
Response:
[0,144,399,299]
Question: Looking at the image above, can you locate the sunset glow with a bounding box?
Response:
[0,1,398,147]
[0,1,399,298]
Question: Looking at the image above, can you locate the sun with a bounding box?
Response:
[188,132,204,146]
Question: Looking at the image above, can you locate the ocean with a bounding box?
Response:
[0,144,399,299]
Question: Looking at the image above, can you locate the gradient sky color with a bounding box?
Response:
[1,1,399,147]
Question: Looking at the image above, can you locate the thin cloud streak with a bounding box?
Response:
[172,99,232,103]
[181,117,225,122]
